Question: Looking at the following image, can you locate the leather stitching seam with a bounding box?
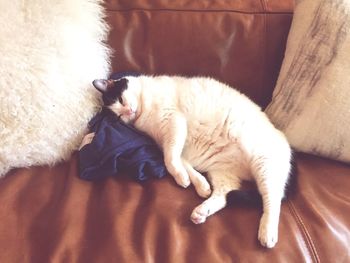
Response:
[105,8,293,15]
[287,199,320,263]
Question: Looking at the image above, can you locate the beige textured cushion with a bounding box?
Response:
[0,0,111,176]
[265,0,350,163]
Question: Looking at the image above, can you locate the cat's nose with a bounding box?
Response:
[124,107,135,116]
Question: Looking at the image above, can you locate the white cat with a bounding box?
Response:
[93,75,292,248]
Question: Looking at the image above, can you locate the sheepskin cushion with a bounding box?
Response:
[0,0,111,176]
[265,0,350,163]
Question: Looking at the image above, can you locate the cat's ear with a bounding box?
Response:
[92,79,110,93]
[93,78,128,93]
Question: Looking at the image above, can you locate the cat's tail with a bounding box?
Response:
[228,152,296,208]
[226,190,263,208]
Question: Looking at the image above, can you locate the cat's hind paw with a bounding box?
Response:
[190,205,210,224]
[258,215,278,248]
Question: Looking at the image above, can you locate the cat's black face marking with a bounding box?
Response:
[93,78,128,106]
[102,78,128,106]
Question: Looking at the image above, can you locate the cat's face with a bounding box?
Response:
[93,78,139,123]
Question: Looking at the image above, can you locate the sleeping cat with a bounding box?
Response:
[93,75,291,248]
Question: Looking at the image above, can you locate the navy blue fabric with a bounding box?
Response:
[78,72,167,181]
[79,108,167,181]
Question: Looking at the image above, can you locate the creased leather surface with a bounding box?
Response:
[1,153,349,262]
[1,0,349,262]
[106,0,293,13]
[286,153,350,263]
[105,0,292,108]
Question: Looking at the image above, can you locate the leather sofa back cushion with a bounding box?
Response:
[105,0,293,108]
[265,0,350,163]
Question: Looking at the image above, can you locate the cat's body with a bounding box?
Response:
[93,75,292,248]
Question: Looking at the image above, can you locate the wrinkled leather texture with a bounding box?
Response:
[105,0,293,108]
[1,1,350,262]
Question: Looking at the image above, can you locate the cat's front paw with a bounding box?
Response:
[170,169,191,188]
[171,172,190,188]
[195,183,212,198]
[165,159,191,188]
[258,214,278,248]
[190,205,210,224]
[177,175,191,188]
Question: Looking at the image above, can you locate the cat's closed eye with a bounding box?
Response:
[118,97,124,105]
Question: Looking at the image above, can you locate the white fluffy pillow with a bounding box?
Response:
[265,0,350,163]
[0,0,111,176]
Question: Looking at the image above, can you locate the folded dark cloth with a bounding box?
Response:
[78,72,167,181]
[78,108,167,181]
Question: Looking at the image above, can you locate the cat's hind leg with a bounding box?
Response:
[251,155,290,248]
[190,169,240,224]
[161,113,190,188]
[183,160,211,198]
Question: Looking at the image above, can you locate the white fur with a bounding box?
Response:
[0,0,111,176]
[105,75,292,248]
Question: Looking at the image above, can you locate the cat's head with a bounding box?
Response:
[93,77,140,124]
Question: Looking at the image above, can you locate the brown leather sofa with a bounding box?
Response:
[1,1,349,262]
